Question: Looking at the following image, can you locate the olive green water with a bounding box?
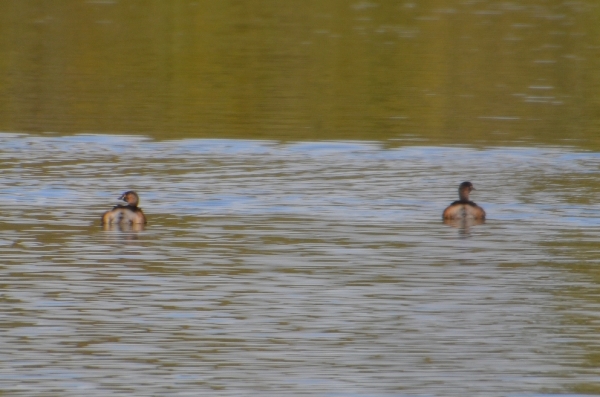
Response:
[2,0,600,146]
[2,2,600,397]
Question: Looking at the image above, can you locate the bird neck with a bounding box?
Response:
[458,190,470,201]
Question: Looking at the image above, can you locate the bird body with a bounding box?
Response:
[101,191,147,225]
[442,182,485,220]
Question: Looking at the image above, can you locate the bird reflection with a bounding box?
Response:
[102,222,145,232]
[443,217,485,237]
[101,222,145,241]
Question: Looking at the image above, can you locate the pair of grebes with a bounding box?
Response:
[101,182,485,225]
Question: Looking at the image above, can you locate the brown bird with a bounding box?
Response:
[442,182,486,220]
[101,191,147,225]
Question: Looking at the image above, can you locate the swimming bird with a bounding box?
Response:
[442,182,486,220]
[101,191,147,225]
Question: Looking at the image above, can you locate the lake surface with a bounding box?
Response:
[2,134,600,396]
[2,0,600,395]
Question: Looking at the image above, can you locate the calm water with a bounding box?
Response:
[2,1,600,146]
[2,134,600,396]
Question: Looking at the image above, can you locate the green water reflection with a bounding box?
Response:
[1,1,599,146]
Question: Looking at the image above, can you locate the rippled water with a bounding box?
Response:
[2,134,600,396]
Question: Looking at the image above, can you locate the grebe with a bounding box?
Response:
[101,191,147,225]
[442,182,486,220]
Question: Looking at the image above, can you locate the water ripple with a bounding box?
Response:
[1,134,600,396]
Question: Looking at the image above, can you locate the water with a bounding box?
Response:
[2,134,600,396]
[2,1,600,147]
[2,1,600,394]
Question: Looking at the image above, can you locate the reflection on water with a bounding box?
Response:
[1,1,600,147]
[2,134,600,396]
[102,222,145,233]
[442,217,485,237]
